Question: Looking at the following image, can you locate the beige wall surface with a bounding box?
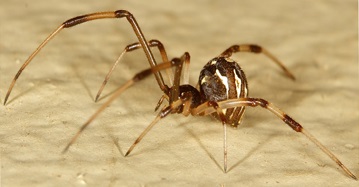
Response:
[0,0,358,186]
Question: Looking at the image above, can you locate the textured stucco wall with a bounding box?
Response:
[0,0,358,186]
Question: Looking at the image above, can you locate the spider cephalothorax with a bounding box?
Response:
[4,10,356,179]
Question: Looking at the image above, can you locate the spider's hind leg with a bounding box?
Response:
[221,44,295,80]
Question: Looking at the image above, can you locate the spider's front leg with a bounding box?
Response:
[193,98,357,179]
[95,39,171,102]
[126,52,195,156]
[4,10,167,105]
[62,60,176,153]
[63,52,192,154]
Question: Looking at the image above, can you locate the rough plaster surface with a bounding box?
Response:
[0,0,358,186]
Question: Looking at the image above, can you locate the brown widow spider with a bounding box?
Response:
[4,10,356,179]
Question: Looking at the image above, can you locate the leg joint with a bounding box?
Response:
[283,114,303,132]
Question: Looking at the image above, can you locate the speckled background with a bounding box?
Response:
[0,0,358,186]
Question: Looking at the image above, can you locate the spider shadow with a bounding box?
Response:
[95,86,125,103]
[71,64,96,102]
[227,130,277,172]
[180,119,223,171]
[100,111,281,174]
[102,117,126,157]
[4,81,47,105]
[102,112,163,158]
[109,134,125,157]
[181,117,279,173]
[70,63,136,103]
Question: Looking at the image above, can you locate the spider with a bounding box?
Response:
[4,10,356,180]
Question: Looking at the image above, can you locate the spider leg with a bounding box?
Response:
[126,55,201,156]
[193,98,357,180]
[4,10,167,105]
[95,39,170,102]
[154,95,169,112]
[220,44,295,80]
[169,52,190,103]
[206,101,230,173]
[126,52,193,156]
[63,51,192,153]
[62,61,175,153]
[182,52,191,85]
[153,52,191,111]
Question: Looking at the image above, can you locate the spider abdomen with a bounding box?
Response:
[199,57,248,126]
[199,57,248,102]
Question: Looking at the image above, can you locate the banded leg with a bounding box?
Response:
[154,52,191,112]
[221,44,295,80]
[4,10,167,105]
[182,52,191,85]
[193,98,357,180]
[124,53,192,156]
[95,39,170,102]
[169,52,190,104]
[63,52,190,153]
[207,101,230,173]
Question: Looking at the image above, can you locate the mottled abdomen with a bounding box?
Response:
[198,57,248,127]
